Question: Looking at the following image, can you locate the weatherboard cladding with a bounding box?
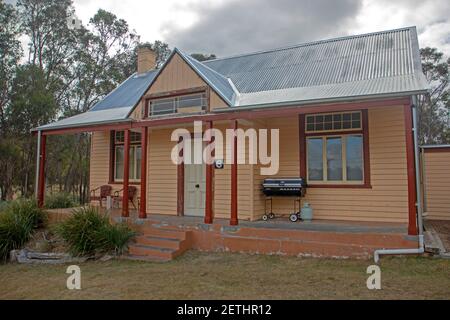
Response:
[36,27,427,131]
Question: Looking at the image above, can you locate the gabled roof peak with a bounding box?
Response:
[171,48,237,105]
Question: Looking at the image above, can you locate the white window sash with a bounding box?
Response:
[306,134,364,184]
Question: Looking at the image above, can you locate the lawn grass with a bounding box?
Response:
[0,251,448,300]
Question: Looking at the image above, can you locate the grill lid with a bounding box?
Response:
[262,178,307,188]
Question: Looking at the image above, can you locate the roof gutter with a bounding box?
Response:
[211,90,429,113]
[374,96,424,263]
[31,118,133,133]
[421,144,450,149]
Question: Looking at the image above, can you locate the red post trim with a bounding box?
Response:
[139,127,148,219]
[109,131,115,184]
[361,109,371,188]
[304,129,364,137]
[307,184,371,189]
[404,104,418,235]
[38,98,410,136]
[204,121,214,224]
[230,120,238,226]
[42,122,132,136]
[177,136,185,216]
[122,130,130,217]
[299,114,306,178]
[109,130,142,184]
[37,135,46,208]
[144,86,208,100]
[135,98,411,129]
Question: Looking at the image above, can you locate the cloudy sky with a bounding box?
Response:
[10,0,450,57]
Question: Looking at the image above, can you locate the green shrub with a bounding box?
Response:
[0,201,9,212]
[0,199,46,262]
[56,207,135,256]
[97,223,137,255]
[45,193,77,209]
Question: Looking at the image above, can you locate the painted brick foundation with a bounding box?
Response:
[131,219,417,259]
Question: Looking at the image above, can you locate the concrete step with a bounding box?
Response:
[121,254,170,263]
[128,244,175,260]
[424,230,441,254]
[135,235,181,250]
[128,228,193,261]
[137,226,188,240]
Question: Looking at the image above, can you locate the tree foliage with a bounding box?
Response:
[0,0,181,202]
[137,40,172,68]
[190,53,217,62]
[0,0,22,131]
[418,47,450,144]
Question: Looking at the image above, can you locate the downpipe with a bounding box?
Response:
[374,234,424,264]
[374,98,424,263]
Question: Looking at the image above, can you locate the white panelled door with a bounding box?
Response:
[184,140,206,217]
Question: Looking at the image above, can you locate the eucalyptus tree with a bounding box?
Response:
[0,0,22,133]
[0,0,22,200]
[418,47,450,144]
[190,53,217,62]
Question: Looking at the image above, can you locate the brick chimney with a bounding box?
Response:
[137,47,157,73]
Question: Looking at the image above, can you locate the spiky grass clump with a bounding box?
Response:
[45,193,77,209]
[0,199,46,262]
[56,207,135,256]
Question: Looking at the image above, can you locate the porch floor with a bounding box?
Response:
[50,207,415,258]
[108,209,408,234]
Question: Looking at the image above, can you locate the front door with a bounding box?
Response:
[184,141,206,217]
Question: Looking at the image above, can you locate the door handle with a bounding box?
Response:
[195,184,200,188]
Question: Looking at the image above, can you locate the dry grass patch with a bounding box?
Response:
[0,251,448,300]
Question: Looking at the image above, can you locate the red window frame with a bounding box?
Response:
[109,130,142,185]
[299,109,371,188]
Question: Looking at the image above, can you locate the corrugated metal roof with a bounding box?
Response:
[36,107,132,131]
[90,70,158,111]
[237,74,426,107]
[176,49,237,105]
[36,27,428,131]
[35,70,157,131]
[204,26,427,97]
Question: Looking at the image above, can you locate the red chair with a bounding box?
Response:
[113,186,138,209]
[90,185,112,207]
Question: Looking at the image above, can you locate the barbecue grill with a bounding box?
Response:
[262,178,307,197]
[261,178,307,222]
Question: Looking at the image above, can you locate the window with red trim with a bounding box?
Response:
[301,110,371,188]
[111,131,142,182]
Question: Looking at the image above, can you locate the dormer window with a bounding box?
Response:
[148,92,207,117]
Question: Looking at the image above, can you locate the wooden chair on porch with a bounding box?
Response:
[90,185,112,207]
[113,186,138,210]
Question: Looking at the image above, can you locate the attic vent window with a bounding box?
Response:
[149,93,207,116]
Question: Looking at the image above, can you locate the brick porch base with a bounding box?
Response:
[118,213,418,260]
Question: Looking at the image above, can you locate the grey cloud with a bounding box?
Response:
[161,0,362,57]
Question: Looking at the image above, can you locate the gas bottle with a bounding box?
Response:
[300,202,313,221]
